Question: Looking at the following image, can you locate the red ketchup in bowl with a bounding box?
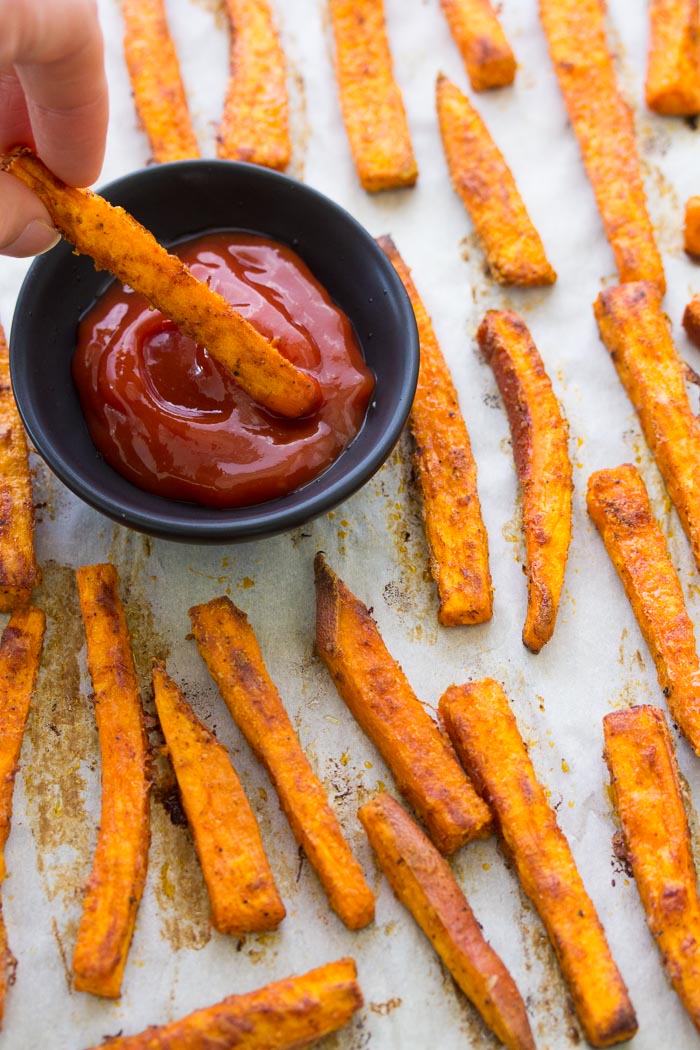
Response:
[73,232,375,508]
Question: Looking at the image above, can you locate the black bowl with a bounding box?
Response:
[10,161,419,542]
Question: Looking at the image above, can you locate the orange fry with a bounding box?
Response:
[377,236,492,626]
[440,680,637,1047]
[685,196,700,255]
[72,564,150,999]
[437,74,556,287]
[684,292,700,345]
[646,0,700,115]
[329,0,418,191]
[440,0,516,91]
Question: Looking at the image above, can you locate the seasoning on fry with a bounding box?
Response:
[72,564,150,999]
[437,74,556,287]
[477,310,572,652]
[685,196,700,255]
[646,0,700,115]
[377,235,492,627]
[440,679,638,1047]
[314,554,492,854]
[440,0,516,91]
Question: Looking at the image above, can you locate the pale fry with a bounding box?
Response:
[646,0,700,115]
[685,196,700,255]
[440,0,516,91]
[377,235,492,626]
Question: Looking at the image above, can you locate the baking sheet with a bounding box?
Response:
[1,1,700,1046]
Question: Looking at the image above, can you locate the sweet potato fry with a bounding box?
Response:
[152,661,285,935]
[440,0,516,91]
[477,310,572,652]
[646,0,700,115]
[217,0,291,171]
[539,0,665,292]
[85,957,363,1050]
[587,465,700,754]
[188,596,375,931]
[122,0,200,162]
[684,293,700,346]
[72,564,149,999]
[329,0,418,191]
[440,679,638,1047]
[359,793,534,1050]
[595,282,700,572]
[685,196,700,255]
[314,554,492,854]
[0,148,320,421]
[604,705,700,1032]
[377,236,492,626]
[437,74,556,287]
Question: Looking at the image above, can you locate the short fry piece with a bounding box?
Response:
[440,680,637,1047]
[315,554,492,854]
[477,310,572,652]
[72,564,150,999]
[437,74,555,287]
[440,0,516,91]
[685,197,700,255]
[646,0,700,115]
[217,0,291,170]
[1,148,320,421]
[85,957,363,1050]
[152,661,285,935]
[377,235,492,626]
[604,705,700,1032]
[189,596,375,931]
[539,0,665,291]
[587,465,700,754]
[122,0,200,162]
[359,793,535,1050]
[329,0,418,191]
[684,293,700,345]
[595,282,700,572]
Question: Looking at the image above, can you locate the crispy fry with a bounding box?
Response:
[217,0,291,170]
[685,196,700,255]
[477,310,572,652]
[377,236,492,626]
[440,680,637,1047]
[72,564,149,999]
[646,0,700,115]
[0,148,320,421]
[437,74,556,287]
[122,0,200,162]
[587,465,700,753]
[684,293,700,346]
[188,596,374,931]
[440,0,516,91]
[329,0,418,191]
[603,705,700,1032]
[595,282,700,571]
[85,958,363,1050]
[314,554,492,854]
[359,793,535,1050]
[152,661,285,935]
[539,0,665,291]
[0,905,14,1032]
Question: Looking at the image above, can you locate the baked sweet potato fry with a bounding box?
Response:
[377,236,492,626]
[437,74,556,287]
[587,465,700,754]
[189,596,374,931]
[440,680,637,1047]
[152,661,285,936]
[122,0,200,162]
[684,293,700,346]
[477,310,572,652]
[595,282,700,572]
[329,0,418,191]
[539,0,665,292]
[646,0,700,115]
[685,196,700,255]
[359,793,534,1050]
[314,554,492,854]
[72,564,149,999]
[0,148,320,421]
[217,0,291,170]
[604,705,700,1032]
[440,0,516,91]
[85,957,363,1050]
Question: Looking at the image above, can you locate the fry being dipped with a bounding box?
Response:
[440,0,516,91]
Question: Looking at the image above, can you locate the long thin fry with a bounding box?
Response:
[440,0,516,91]
[72,564,150,999]
[440,679,638,1047]
[646,0,700,115]
[0,148,320,420]
[189,596,375,931]
[377,235,492,626]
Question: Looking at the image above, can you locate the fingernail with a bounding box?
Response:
[2,220,61,259]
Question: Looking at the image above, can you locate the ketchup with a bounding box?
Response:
[73,232,375,508]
